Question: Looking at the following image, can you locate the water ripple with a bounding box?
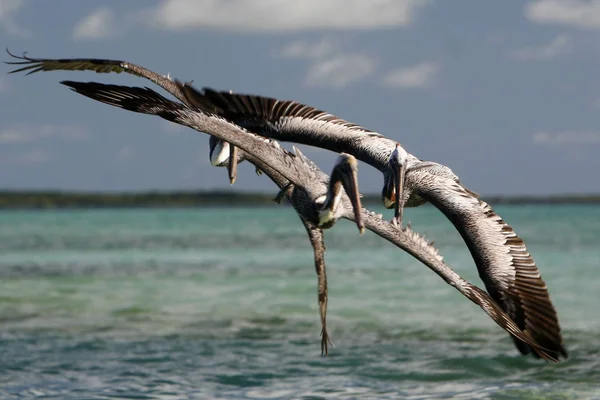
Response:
[1,207,599,398]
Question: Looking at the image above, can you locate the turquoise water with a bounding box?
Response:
[1,205,599,399]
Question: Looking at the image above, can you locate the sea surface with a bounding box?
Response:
[0,205,598,399]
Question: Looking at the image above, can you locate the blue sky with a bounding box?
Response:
[1,0,600,195]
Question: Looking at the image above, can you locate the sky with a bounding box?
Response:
[1,0,600,196]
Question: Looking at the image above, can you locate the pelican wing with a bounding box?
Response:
[5,49,188,103]
[59,81,326,190]
[4,50,377,144]
[5,50,245,177]
[410,170,567,360]
[178,84,408,170]
[359,210,560,362]
[183,86,375,133]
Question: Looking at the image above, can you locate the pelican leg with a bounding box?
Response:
[255,167,263,176]
[273,182,294,204]
[302,221,333,356]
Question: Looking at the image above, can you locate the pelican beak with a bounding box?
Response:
[382,172,395,209]
[338,154,365,234]
[393,162,406,227]
[347,168,365,234]
[390,144,406,228]
[227,145,238,185]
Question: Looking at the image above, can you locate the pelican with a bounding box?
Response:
[44,79,558,361]
[4,52,566,360]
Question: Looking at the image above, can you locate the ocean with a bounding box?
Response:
[1,205,598,399]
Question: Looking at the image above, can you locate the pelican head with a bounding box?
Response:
[383,143,408,227]
[209,136,229,167]
[317,153,364,234]
[208,136,239,185]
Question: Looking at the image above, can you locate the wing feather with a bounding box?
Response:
[181,84,378,135]
[360,211,561,362]
[414,175,567,360]
[5,49,189,104]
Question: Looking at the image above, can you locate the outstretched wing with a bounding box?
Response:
[5,49,188,103]
[178,83,404,170]
[60,81,326,189]
[408,167,567,361]
[7,49,142,76]
[360,210,561,362]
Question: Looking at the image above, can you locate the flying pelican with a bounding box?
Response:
[4,52,567,360]
[49,79,560,361]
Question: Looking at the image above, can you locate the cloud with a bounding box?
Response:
[381,62,440,89]
[533,130,600,145]
[524,0,600,29]
[279,40,442,90]
[278,39,337,59]
[277,38,377,88]
[0,0,29,36]
[143,0,432,32]
[0,130,28,143]
[305,53,377,88]
[72,7,116,40]
[0,124,89,144]
[14,149,50,165]
[510,34,570,60]
[0,149,51,166]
